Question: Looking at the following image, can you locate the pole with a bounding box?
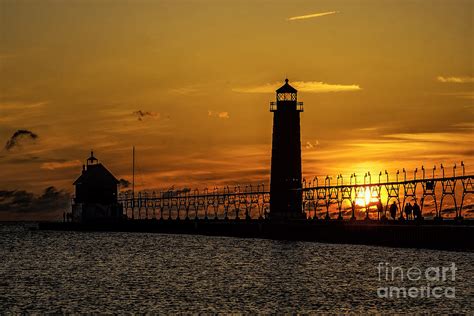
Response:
[132,146,135,219]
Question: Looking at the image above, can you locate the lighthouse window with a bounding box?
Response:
[277,93,296,101]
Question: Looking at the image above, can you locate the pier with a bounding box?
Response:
[119,169,473,222]
[42,79,474,251]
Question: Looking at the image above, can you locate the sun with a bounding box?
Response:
[355,189,378,207]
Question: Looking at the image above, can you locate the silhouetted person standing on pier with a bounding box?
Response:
[390,202,398,220]
[413,202,421,220]
[377,200,385,220]
[404,203,413,220]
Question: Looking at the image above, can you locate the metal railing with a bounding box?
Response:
[119,164,473,221]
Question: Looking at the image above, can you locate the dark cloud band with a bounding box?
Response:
[4,129,38,150]
[0,186,70,214]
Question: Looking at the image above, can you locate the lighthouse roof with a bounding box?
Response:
[73,163,119,186]
[74,152,119,186]
[276,78,297,93]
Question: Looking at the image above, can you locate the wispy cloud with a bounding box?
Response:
[233,81,361,93]
[383,132,474,143]
[0,101,49,123]
[295,81,361,92]
[134,144,271,191]
[133,110,160,121]
[169,86,200,95]
[357,127,379,132]
[40,160,81,170]
[208,110,230,119]
[437,76,474,83]
[288,11,339,21]
[0,101,48,110]
[436,91,474,99]
[305,140,319,149]
[4,130,39,151]
[452,122,474,130]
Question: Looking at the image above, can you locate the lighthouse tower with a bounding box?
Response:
[269,79,305,219]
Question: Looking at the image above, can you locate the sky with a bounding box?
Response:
[0,0,473,219]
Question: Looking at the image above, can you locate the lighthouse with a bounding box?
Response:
[72,151,122,222]
[269,79,305,219]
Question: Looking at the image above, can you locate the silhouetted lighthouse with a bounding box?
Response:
[269,79,305,219]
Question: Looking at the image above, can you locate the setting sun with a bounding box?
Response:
[355,188,380,207]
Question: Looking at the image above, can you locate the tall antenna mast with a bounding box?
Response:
[132,146,135,197]
[132,146,135,219]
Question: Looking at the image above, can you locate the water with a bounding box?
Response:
[0,223,473,313]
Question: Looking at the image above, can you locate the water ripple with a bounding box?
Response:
[0,224,473,313]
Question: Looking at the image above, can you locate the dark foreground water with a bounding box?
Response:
[0,223,473,313]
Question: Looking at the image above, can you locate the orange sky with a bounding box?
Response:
[0,0,473,219]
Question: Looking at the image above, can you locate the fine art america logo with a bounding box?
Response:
[377,262,457,299]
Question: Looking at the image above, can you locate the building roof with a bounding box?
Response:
[276,78,297,93]
[73,163,119,186]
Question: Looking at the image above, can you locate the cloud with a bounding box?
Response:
[4,129,39,151]
[0,155,41,164]
[288,11,339,21]
[169,87,200,95]
[357,127,379,132]
[452,122,474,130]
[130,144,270,191]
[305,140,319,149]
[0,101,49,124]
[40,160,82,170]
[218,112,230,119]
[296,81,361,92]
[383,132,473,143]
[233,81,361,93]
[208,110,230,119]
[133,110,160,121]
[436,91,474,100]
[441,204,474,215]
[437,76,474,83]
[0,186,70,214]
[119,178,131,188]
[0,101,48,110]
[465,204,474,213]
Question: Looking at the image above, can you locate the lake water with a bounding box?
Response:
[0,223,473,313]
